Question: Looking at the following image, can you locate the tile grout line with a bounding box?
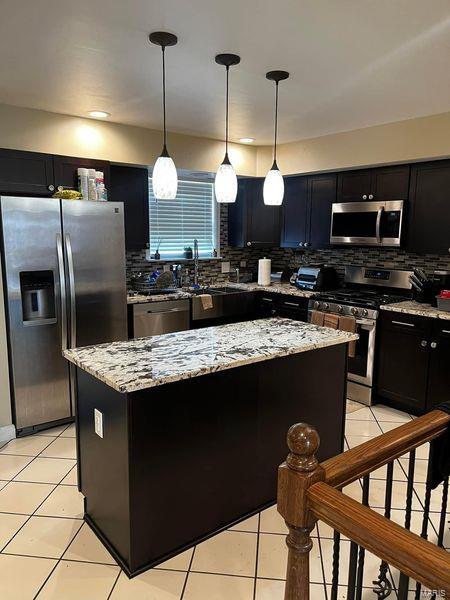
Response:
[252,511,261,600]
[180,545,197,599]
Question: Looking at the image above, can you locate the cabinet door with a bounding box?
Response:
[371,165,410,201]
[53,155,111,192]
[336,169,372,202]
[280,176,308,248]
[228,178,248,248]
[246,178,280,247]
[110,166,149,250]
[308,173,337,249]
[406,160,450,254]
[376,313,430,413]
[0,148,54,196]
[426,321,450,409]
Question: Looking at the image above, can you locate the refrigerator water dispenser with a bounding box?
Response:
[20,271,56,324]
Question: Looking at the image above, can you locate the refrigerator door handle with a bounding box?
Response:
[65,233,77,348]
[56,233,68,351]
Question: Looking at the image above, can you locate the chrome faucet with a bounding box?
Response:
[234,267,240,283]
[193,239,199,287]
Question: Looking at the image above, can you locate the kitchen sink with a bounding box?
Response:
[191,287,255,322]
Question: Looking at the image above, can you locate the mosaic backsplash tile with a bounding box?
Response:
[126,205,450,288]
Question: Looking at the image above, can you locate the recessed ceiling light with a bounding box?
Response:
[88,111,111,118]
[239,137,255,144]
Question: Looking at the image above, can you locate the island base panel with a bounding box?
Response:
[76,344,347,576]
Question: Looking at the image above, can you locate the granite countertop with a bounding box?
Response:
[381,301,450,321]
[226,282,315,298]
[127,291,191,304]
[64,317,358,394]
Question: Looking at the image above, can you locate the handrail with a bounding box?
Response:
[277,411,450,600]
[322,409,450,488]
[308,482,450,593]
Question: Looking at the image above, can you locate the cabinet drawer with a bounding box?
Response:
[380,311,432,335]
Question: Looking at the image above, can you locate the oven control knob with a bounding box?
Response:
[323,303,329,310]
[351,307,359,316]
[362,309,368,316]
[337,305,343,313]
[313,301,321,309]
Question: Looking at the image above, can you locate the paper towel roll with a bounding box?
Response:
[258,258,271,286]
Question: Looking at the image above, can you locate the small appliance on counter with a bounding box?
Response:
[294,265,339,291]
[410,269,450,305]
[436,290,450,312]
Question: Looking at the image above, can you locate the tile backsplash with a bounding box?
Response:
[126,205,450,287]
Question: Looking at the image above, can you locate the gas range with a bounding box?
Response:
[308,266,413,320]
[307,266,413,406]
[310,289,407,320]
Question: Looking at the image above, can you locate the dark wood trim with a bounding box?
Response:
[322,409,450,488]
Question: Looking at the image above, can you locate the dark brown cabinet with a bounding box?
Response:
[406,160,450,255]
[281,173,336,249]
[53,155,110,192]
[337,165,410,203]
[376,312,450,414]
[427,321,450,409]
[0,148,55,196]
[110,165,149,250]
[228,178,280,248]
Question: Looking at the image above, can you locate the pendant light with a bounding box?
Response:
[214,53,241,204]
[263,70,289,206]
[149,31,178,200]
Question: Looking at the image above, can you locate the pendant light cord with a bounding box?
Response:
[162,46,167,150]
[273,81,279,163]
[225,65,230,156]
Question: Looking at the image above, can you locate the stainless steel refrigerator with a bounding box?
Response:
[0,197,127,435]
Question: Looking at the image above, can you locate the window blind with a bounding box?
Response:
[149,178,217,258]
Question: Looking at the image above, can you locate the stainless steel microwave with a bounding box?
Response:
[330,200,404,247]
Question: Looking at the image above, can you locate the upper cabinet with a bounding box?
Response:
[53,155,110,191]
[228,178,280,248]
[281,173,336,249]
[0,148,111,198]
[337,165,410,202]
[110,165,149,250]
[406,160,450,255]
[0,148,55,196]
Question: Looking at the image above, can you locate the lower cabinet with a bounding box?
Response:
[375,312,450,414]
[255,292,309,321]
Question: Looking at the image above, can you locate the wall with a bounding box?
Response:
[257,111,450,176]
[0,103,257,175]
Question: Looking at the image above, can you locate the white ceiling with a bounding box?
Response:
[0,0,449,144]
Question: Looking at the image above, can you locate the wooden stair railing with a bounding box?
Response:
[277,410,450,600]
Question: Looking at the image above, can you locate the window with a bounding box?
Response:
[149,178,219,259]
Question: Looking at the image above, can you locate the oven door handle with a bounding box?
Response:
[355,318,375,327]
[375,206,384,243]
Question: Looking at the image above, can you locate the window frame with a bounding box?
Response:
[148,177,220,260]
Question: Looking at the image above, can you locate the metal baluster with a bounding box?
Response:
[330,529,340,600]
[414,456,434,599]
[437,476,449,548]
[398,449,416,600]
[373,461,394,598]
[346,541,359,600]
[355,475,370,600]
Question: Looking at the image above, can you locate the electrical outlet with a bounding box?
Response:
[94,408,104,438]
[240,260,247,268]
[163,264,170,272]
[221,261,231,274]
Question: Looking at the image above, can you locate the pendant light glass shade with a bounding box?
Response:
[214,53,241,204]
[215,155,237,203]
[149,31,178,200]
[263,161,284,206]
[264,70,289,206]
[152,153,178,200]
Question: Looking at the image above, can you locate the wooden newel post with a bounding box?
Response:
[277,423,325,600]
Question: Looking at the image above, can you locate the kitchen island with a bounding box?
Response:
[64,317,357,577]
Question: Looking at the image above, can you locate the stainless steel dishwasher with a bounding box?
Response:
[132,299,190,337]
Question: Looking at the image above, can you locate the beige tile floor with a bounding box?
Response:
[0,405,448,599]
